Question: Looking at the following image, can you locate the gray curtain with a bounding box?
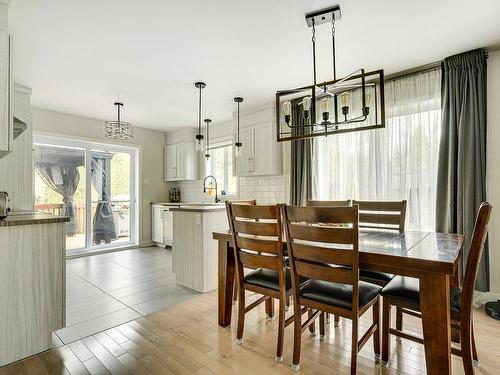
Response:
[91,156,117,245]
[290,98,313,206]
[36,164,80,235]
[436,49,489,291]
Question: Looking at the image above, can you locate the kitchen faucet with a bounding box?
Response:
[203,175,220,203]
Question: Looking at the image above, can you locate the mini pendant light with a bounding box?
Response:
[195,82,206,151]
[234,97,243,157]
[204,118,211,160]
[104,102,134,140]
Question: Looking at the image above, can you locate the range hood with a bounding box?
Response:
[13,116,27,140]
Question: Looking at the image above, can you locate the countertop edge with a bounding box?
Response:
[0,214,70,227]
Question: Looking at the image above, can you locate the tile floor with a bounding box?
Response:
[54,246,200,345]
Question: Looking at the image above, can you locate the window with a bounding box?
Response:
[206,143,237,196]
[313,69,441,231]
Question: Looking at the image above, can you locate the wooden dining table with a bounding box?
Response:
[212,229,464,375]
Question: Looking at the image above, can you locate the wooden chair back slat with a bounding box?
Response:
[293,243,353,266]
[286,206,358,224]
[295,261,354,285]
[231,204,277,220]
[234,221,279,236]
[235,236,282,255]
[240,252,280,270]
[353,200,407,232]
[288,223,354,244]
[307,199,351,207]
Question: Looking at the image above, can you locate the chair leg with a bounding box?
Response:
[381,298,391,367]
[350,315,358,374]
[472,321,479,366]
[334,315,340,327]
[372,298,381,361]
[235,287,245,344]
[308,309,316,336]
[285,296,291,311]
[275,295,285,363]
[266,297,274,319]
[319,312,325,341]
[460,321,474,375]
[291,304,302,371]
[233,279,238,303]
[395,306,403,341]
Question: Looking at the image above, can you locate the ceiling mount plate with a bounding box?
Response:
[305,5,341,27]
[194,81,206,89]
[234,97,243,103]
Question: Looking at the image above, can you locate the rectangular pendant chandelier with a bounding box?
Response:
[275,5,386,142]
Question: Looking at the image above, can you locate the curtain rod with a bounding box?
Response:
[385,51,489,82]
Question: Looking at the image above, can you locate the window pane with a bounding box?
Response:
[206,144,237,196]
[91,151,131,246]
[34,145,86,250]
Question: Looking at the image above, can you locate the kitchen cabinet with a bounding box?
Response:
[152,204,176,246]
[164,142,197,181]
[234,118,282,177]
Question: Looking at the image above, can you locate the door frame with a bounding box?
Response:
[33,133,140,255]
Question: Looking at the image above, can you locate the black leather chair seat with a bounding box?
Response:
[244,268,307,291]
[299,280,382,310]
[381,276,462,313]
[359,269,394,286]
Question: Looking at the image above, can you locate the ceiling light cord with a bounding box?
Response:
[332,17,336,81]
[237,102,240,143]
[312,20,317,88]
[198,86,202,135]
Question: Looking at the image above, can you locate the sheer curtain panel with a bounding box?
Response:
[313,69,441,231]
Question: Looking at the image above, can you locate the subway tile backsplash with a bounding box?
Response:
[176,174,286,204]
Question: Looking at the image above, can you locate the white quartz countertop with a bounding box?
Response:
[169,205,226,212]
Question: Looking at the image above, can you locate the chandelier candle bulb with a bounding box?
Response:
[320,97,330,121]
[283,101,292,124]
[301,96,312,119]
[363,92,372,116]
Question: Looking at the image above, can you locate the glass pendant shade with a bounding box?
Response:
[195,137,204,151]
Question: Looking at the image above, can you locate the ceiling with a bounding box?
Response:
[9,0,500,132]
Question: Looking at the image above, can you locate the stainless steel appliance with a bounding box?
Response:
[0,191,10,219]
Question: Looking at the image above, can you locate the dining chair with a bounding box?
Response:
[380,202,492,374]
[282,204,382,373]
[226,202,299,363]
[352,200,407,286]
[306,199,352,328]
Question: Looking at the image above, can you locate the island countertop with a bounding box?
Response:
[169,205,226,212]
[0,212,70,227]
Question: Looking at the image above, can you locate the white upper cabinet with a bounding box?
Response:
[164,142,197,181]
[233,105,282,177]
[0,2,12,159]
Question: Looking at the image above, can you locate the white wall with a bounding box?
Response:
[32,108,173,246]
[487,49,500,295]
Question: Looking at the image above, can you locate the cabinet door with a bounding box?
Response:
[234,128,253,176]
[152,205,163,243]
[253,124,275,175]
[164,145,177,181]
[162,209,173,246]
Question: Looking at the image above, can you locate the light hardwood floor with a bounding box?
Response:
[2,291,499,374]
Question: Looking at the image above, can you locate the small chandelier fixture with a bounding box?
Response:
[234,97,243,157]
[204,118,211,160]
[276,5,385,142]
[104,102,134,140]
[195,82,206,151]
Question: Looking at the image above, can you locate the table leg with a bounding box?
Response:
[420,273,451,375]
[218,240,235,327]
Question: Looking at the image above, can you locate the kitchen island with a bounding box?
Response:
[170,205,227,293]
[0,212,68,366]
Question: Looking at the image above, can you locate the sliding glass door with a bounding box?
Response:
[34,135,138,255]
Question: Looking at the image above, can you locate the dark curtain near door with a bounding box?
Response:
[36,164,80,235]
[91,156,117,245]
[436,49,489,291]
[290,98,312,206]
